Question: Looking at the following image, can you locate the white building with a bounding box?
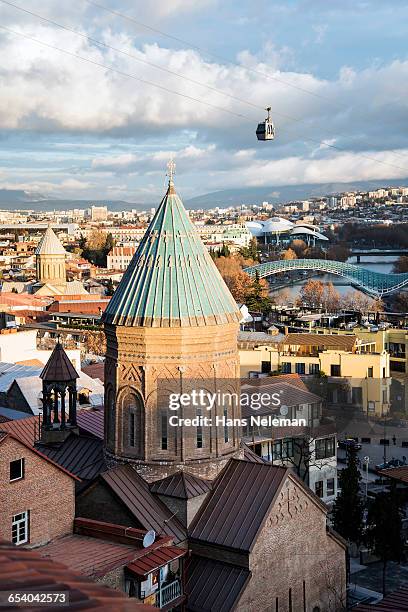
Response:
[107,246,137,271]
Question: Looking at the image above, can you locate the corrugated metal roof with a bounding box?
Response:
[37,434,106,480]
[40,342,79,382]
[186,556,250,612]
[0,361,43,393]
[189,459,287,552]
[39,534,143,578]
[77,409,104,439]
[103,181,241,328]
[0,539,153,611]
[127,545,186,577]
[356,586,408,610]
[35,226,66,255]
[281,332,357,351]
[240,380,322,419]
[101,466,187,544]
[150,471,212,499]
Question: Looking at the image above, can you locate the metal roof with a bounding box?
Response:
[101,465,187,544]
[39,534,144,578]
[150,471,212,499]
[103,181,241,328]
[35,225,66,256]
[186,556,250,612]
[0,539,152,611]
[189,459,287,552]
[36,434,106,481]
[40,341,79,382]
[127,545,186,577]
[355,586,408,611]
[281,332,357,351]
[240,380,322,419]
[77,409,104,439]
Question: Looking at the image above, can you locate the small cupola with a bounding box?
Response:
[39,338,79,444]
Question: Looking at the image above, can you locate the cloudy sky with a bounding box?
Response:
[0,0,407,202]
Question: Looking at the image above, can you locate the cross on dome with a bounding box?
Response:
[167,158,176,186]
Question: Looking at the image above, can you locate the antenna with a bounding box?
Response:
[143,529,156,548]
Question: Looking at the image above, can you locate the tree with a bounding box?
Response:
[240,237,259,261]
[214,256,251,302]
[393,256,408,273]
[282,248,297,260]
[365,487,404,595]
[289,239,307,258]
[323,282,341,312]
[299,279,325,308]
[332,448,365,545]
[106,278,115,296]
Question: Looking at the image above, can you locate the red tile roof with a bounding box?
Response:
[281,332,357,351]
[0,539,154,611]
[127,546,186,577]
[376,466,408,483]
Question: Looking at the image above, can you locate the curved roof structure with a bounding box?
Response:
[103,180,241,327]
[245,259,408,297]
[290,227,329,241]
[246,218,328,241]
[35,226,66,256]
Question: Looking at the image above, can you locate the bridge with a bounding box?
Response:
[244,259,408,298]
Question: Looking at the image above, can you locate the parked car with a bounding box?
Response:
[338,438,362,451]
[376,457,407,471]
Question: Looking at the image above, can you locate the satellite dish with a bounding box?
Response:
[143,530,156,548]
[280,405,288,416]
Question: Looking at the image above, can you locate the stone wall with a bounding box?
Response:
[236,474,346,612]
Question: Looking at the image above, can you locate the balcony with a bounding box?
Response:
[155,580,182,609]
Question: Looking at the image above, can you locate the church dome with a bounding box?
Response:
[35,226,66,256]
[103,180,241,327]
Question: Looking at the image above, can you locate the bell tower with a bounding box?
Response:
[39,339,79,444]
[35,225,67,291]
[103,166,242,482]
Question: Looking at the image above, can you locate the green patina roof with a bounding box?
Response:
[103,181,241,327]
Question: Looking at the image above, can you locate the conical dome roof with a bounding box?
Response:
[40,341,79,382]
[103,181,241,327]
[35,226,66,256]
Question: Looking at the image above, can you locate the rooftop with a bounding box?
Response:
[281,332,357,351]
[35,226,66,256]
[103,181,241,328]
[150,471,212,499]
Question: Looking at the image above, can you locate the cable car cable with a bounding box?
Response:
[1,24,408,176]
[2,0,407,167]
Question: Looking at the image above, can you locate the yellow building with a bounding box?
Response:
[239,332,390,417]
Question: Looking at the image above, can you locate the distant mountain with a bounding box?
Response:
[184,178,408,209]
[0,177,407,211]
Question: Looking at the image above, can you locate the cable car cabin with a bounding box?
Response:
[256,107,275,141]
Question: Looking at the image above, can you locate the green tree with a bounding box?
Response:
[332,448,365,544]
[106,278,115,296]
[365,487,404,595]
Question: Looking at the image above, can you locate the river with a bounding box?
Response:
[269,254,398,300]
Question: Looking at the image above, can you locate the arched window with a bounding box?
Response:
[122,392,144,458]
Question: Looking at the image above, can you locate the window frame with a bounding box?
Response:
[9,458,25,482]
[12,510,29,545]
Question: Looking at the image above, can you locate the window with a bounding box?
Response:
[10,458,25,482]
[309,363,320,375]
[295,363,305,375]
[315,481,323,498]
[223,407,229,443]
[367,366,373,378]
[12,511,29,545]
[282,438,294,459]
[129,413,135,447]
[261,360,271,374]
[161,413,168,450]
[196,409,203,449]
[281,362,291,374]
[327,478,335,496]
[272,440,282,461]
[315,437,335,459]
[330,364,341,377]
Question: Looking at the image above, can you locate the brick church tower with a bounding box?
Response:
[102,166,242,481]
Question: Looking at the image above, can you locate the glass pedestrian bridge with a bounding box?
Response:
[244,259,408,298]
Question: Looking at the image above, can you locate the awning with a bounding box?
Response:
[126,546,186,577]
